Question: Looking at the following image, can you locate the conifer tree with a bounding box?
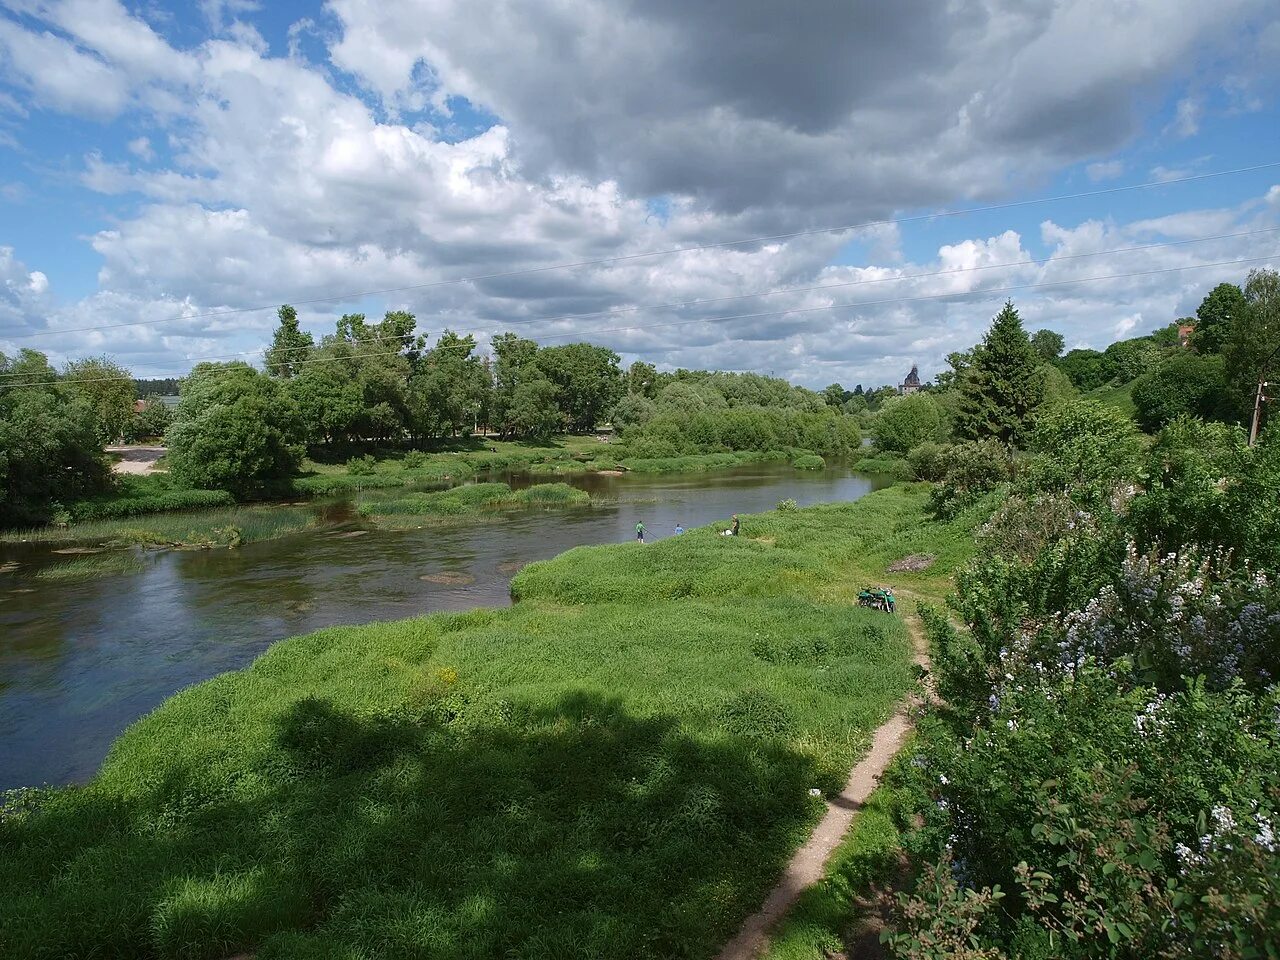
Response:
[954,300,1045,446]
[264,304,315,379]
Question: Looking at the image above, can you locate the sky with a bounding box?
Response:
[1,0,1279,389]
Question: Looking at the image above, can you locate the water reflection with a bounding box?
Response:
[0,463,888,789]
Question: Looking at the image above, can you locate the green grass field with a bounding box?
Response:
[1086,378,1139,421]
[0,486,977,959]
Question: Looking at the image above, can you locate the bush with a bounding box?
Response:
[792,454,825,471]
[872,393,949,455]
[69,488,236,521]
[346,454,377,476]
[1131,352,1231,432]
[907,442,950,482]
[402,450,427,468]
[777,498,798,511]
[928,441,1014,517]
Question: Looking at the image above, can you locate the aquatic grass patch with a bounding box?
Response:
[0,487,981,958]
[792,454,826,471]
[358,481,589,522]
[1,504,317,548]
[31,552,147,582]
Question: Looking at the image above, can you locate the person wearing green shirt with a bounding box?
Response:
[635,521,645,543]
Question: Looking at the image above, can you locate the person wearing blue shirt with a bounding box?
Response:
[674,523,684,534]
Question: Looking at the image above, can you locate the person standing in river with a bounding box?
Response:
[636,520,645,543]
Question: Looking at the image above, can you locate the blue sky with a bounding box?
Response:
[2,0,1279,387]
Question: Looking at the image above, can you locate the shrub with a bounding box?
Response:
[1131,352,1231,432]
[777,498,798,511]
[402,450,427,469]
[872,393,949,455]
[792,454,825,471]
[928,440,1014,517]
[346,454,377,476]
[907,442,950,482]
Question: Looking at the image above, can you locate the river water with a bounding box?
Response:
[0,464,888,791]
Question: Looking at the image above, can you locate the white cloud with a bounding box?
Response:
[127,135,153,160]
[1167,97,1203,138]
[1,0,1278,388]
[1087,160,1124,182]
[0,17,130,116]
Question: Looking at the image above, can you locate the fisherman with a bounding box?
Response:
[674,523,684,535]
[636,520,646,543]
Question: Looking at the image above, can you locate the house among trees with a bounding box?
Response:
[899,364,923,395]
[1177,321,1195,348]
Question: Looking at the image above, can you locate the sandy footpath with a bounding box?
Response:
[105,445,166,476]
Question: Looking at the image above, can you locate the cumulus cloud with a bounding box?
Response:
[1,0,1278,388]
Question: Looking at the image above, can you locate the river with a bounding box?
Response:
[0,464,889,791]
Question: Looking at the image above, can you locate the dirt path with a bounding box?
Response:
[715,608,930,960]
[106,444,165,476]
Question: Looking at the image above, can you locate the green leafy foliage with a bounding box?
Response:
[873,393,949,455]
[167,362,305,500]
[0,349,112,526]
[1131,352,1231,431]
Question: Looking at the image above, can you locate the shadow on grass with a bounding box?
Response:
[3,691,820,960]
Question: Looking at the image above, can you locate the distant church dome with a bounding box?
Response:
[900,364,922,394]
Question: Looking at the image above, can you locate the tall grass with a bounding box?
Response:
[31,552,148,582]
[0,504,317,547]
[357,482,589,521]
[0,486,981,959]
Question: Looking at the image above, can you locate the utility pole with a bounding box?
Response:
[1249,378,1270,446]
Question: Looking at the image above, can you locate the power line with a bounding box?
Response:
[3,224,1274,383]
[6,160,1280,342]
[6,250,1275,389]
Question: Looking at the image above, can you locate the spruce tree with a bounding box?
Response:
[954,300,1045,446]
[264,304,315,379]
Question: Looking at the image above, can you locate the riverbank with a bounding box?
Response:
[0,485,980,959]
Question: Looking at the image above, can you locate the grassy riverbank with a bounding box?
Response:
[0,486,979,959]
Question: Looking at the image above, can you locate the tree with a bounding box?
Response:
[611,393,657,431]
[490,334,541,437]
[126,396,174,442]
[410,331,489,437]
[1224,268,1280,427]
[264,304,315,379]
[0,350,111,524]
[954,301,1046,446]
[626,360,658,398]
[823,383,849,407]
[167,362,304,499]
[1191,282,1247,355]
[507,376,561,439]
[62,356,136,443]
[1030,329,1064,361]
[1131,352,1231,432]
[535,343,622,431]
[1056,348,1113,391]
[872,392,949,454]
